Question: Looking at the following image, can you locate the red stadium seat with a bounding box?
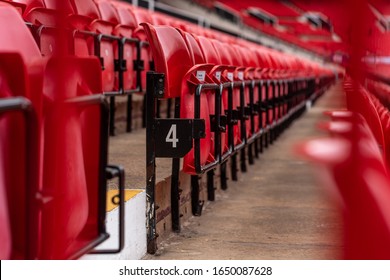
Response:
[0,2,43,259]
[233,45,254,140]
[181,31,205,65]
[344,79,385,150]
[40,56,107,259]
[142,24,193,99]
[0,65,36,261]
[131,7,153,91]
[66,0,117,93]
[197,37,245,151]
[0,3,118,259]
[93,0,138,92]
[0,156,11,259]
[179,32,229,162]
[297,115,390,259]
[0,0,25,15]
[142,23,218,174]
[16,0,73,56]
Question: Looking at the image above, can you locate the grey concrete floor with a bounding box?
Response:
[143,82,346,260]
[108,125,172,190]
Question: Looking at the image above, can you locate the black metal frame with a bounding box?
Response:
[146,72,161,254]
[0,97,39,259]
[90,164,125,255]
[64,94,125,258]
[193,83,223,173]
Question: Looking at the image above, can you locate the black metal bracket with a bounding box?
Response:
[191,175,204,216]
[90,165,125,255]
[244,106,252,118]
[98,56,105,70]
[133,59,145,71]
[210,114,227,132]
[0,96,39,259]
[230,109,240,123]
[114,58,127,72]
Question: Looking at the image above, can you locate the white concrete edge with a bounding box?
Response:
[81,190,146,260]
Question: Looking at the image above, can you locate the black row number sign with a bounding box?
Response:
[154,119,195,158]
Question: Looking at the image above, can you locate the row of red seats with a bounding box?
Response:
[0,0,256,134]
[2,0,340,134]
[195,0,343,57]
[365,79,390,166]
[142,22,337,253]
[143,21,335,172]
[0,0,154,135]
[221,0,300,17]
[0,0,337,258]
[0,2,125,259]
[297,78,390,259]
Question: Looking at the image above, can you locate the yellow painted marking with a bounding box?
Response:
[106,189,143,212]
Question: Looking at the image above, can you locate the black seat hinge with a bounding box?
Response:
[133,59,144,71]
[99,56,105,70]
[193,118,206,139]
[114,59,127,72]
[210,115,227,133]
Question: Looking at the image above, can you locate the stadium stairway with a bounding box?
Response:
[141,82,345,260]
[82,80,345,260]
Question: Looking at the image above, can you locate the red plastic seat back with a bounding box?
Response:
[0,145,11,259]
[196,36,220,65]
[0,4,42,63]
[16,1,74,57]
[141,23,193,98]
[69,0,99,18]
[13,0,44,16]
[297,119,390,259]
[233,46,253,135]
[1,3,107,259]
[132,6,153,25]
[344,80,385,150]
[92,0,119,25]
[40,56,103,259]
[109,0,136,27]
[0,3,43,259]
[109,2,138,91]
[93,0,136,91]
[365,91,390,166]
[210,40,233,65]
[181,65,214,174]
[0,60,29,260]
[181,33,230,158]
[69,0,116,92]
[197,39,245,146]
[181,32,205,65]
[130,8,154,91]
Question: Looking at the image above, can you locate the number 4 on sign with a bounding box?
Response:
[166,124,179,148]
